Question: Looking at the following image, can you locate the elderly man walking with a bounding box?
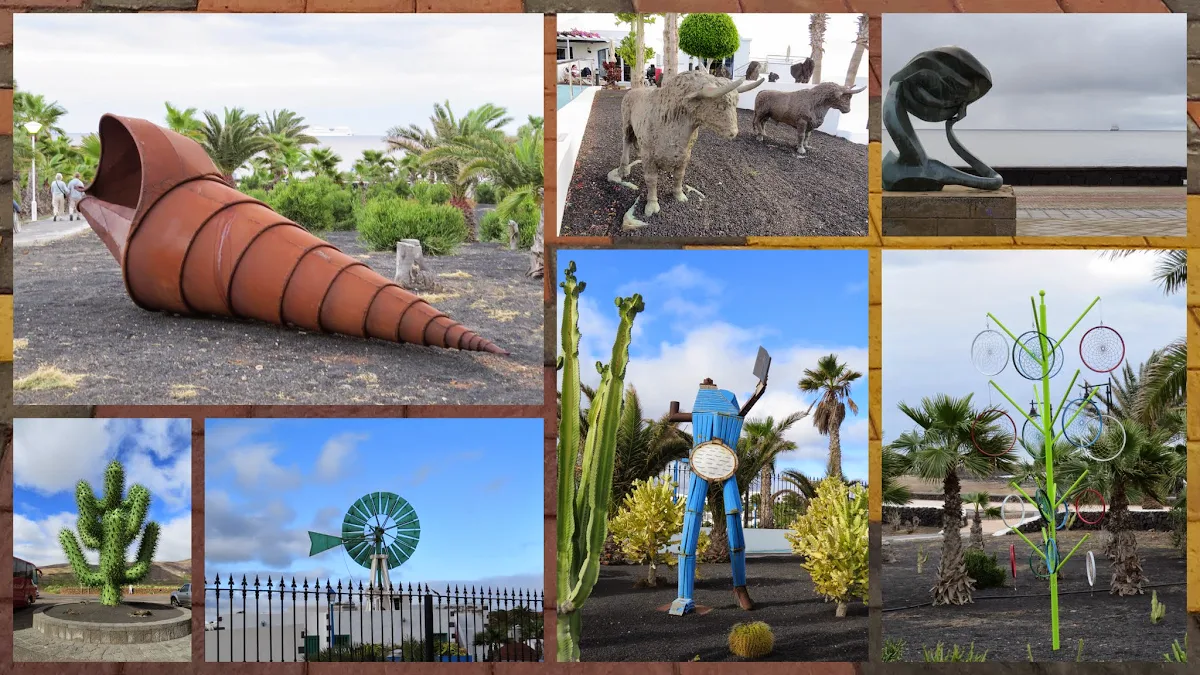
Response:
[67,172,86,221]
[50,173,69,222]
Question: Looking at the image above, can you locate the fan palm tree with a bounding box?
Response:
[199,108,272,182]
[741,413,807,528]
[164,102,204,142]
[608,387,693,513]
[353,149,396,186]
[890,394,1015,605]
[881,445,913,507]
[845,14,868,87]
[962,492,1000,551]
[808,13,828,83]
[307,147,343,182]
[798,354,862,480]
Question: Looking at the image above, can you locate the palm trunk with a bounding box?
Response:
[826,409,844,480]
[633,17,646,90]
[663,13,679,77]
[969,508,984,551]
[759,464,773,528]
[702,485,729,562]
[809,13,827,84]
[451,195,477,242]
[844,15,868,88]
[933,469,974,605]
[1107,483,1144,595]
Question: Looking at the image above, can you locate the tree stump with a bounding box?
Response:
[507,220,520,251]
[395,240,423,286]
[527,196,544,278]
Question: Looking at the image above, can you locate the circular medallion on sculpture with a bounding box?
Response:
[970,328,1009,376]
[1079,325,1125,373]
[689,440,739,482]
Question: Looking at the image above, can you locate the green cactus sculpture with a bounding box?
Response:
[556,261,643,662]
[58,459,160,606]
[728,621,775,659]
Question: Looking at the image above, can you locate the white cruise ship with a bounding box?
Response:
[308,126,353,137]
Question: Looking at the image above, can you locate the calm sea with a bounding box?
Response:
[882,129,1184,168]
[67,133,392,174]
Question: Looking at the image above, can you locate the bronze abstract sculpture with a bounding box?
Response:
[79,114,506,354]
[882,46,1003,192]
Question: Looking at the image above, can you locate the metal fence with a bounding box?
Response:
[204,576,543,663]
[658,460,809,529]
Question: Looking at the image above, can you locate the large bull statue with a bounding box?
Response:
[607,70,764,229]
[752,82,866,157]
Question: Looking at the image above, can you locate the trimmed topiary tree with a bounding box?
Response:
[679,13,740,70]
[59,459,160,606]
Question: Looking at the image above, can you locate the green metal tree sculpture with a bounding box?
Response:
[59,459,160,606]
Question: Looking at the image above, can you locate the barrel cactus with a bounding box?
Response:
[556,261,644,662]
[59,459,160,606]
[728,621,775,659]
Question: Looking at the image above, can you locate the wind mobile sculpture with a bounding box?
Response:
[970,290,1126,650]
[882,47,1003,192]
[668,347,771,615]
[78,114,505,354]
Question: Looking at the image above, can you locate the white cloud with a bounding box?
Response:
[882,250,1183,444]
[13,512,190,565]
[313,433,370,482]
[125,448,191,512]
[14,419,113,494]
[220,443,303,491]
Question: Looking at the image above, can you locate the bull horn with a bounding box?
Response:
[846,84,867,94]
[78,114,508,355]
[693,77,746,99]
[738,77,766,93]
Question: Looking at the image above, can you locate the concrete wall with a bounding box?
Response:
[555,86,600,233]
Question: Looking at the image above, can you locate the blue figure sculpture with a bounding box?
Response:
[668,348,771,616]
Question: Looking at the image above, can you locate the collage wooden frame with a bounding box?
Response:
[0,1,1196,671]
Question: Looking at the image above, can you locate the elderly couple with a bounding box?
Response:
[50,172,86,222]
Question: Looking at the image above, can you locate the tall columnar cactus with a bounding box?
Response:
[556,261,643,662]
[59,459,160,606]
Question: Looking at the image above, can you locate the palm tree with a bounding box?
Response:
[616,14,656,89]
[845,14,868,87]
[774,468,819,527]
[307,147,343,182]
[608,387,693,512]
[259,109,318,146]
[890,394,1015,605]
[741,413,807,528]
[14,91,68,137]
[797,354,862,480]
[962,492,1000,551]
[881,445,912,507]
[353,149,396,186]
[662,13,680,76]
[164,102,204,142]
[808,13,828,83]
[199,108,272,182]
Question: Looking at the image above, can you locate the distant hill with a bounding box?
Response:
[39,559,191,584]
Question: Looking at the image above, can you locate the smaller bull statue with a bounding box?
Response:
[768,72,780,83]
[790,58,814,83]
[607,70,764,229]
[752,82,865,157]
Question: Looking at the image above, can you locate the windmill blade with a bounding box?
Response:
[307,531,344,556]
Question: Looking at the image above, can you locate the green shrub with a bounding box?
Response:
[963,549,1006,589]
[365,179,411,202]
[479,209,503,242]
[356,197,466,255]
[921,643,987,662]
[474,182,498,205]
[481,193,541,248]
[410,181,452,205]
[882,638,905,662]
[243,188,270,204]
[265,177,356,232]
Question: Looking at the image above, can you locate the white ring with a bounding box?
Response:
[1085,550,1096,587]
[1085,415,1126,462]
[1000,493,1027,531]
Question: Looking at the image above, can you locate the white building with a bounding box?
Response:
[556,29,753,84]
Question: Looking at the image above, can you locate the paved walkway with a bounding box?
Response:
[14,594,191,662]
[14,216,91,248]
[1014,186,1186,237]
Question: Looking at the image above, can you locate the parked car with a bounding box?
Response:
[170,583,191,608]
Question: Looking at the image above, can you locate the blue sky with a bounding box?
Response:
[13,419,192,566]
[15,14,542,136]
[883,250,1184,460]
[204,418,543,592]
[558,250,869,483]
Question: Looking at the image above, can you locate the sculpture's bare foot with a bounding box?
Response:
[622,199,648,231]
[644,199,660,218]
[673,190,688,203]
[683,185,706,200]
[796,149,807,158]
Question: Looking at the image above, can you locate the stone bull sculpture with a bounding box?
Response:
[752,82,866,157]
[607,70,764,230]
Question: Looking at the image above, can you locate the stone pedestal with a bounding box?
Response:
[883,185,1016,236]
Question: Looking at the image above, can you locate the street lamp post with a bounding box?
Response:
[23,121,43,222]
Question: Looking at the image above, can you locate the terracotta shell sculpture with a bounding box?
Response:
[882,46,1003,192]
[78,114,506,354]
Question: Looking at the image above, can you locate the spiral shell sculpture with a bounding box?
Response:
[78,114,507,355]
[882,46,1003,192]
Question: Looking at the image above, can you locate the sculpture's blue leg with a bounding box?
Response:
[724,478,755,610]
[670,474,710,616]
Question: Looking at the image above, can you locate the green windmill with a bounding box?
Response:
[308,492,420,607]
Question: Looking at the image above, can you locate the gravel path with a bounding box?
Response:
[14,230,543,405]
[579,557,868,662]
[882,533,1187,662]
[560,90,869,238]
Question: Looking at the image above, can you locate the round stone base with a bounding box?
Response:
[34,602,191,644]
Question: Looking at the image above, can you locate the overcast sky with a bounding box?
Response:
[559,13,868,81]
[882,251,1183,461]
[882,14,1184,131]
[14,14,543,136]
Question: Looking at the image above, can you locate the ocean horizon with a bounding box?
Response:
[882,129,1184,168]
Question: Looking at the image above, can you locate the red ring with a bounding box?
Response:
[1079,325,1125,374]
[972,408,1016,457]
[1073,488,1107,525]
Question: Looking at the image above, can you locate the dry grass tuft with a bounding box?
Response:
[14,365,85,391]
